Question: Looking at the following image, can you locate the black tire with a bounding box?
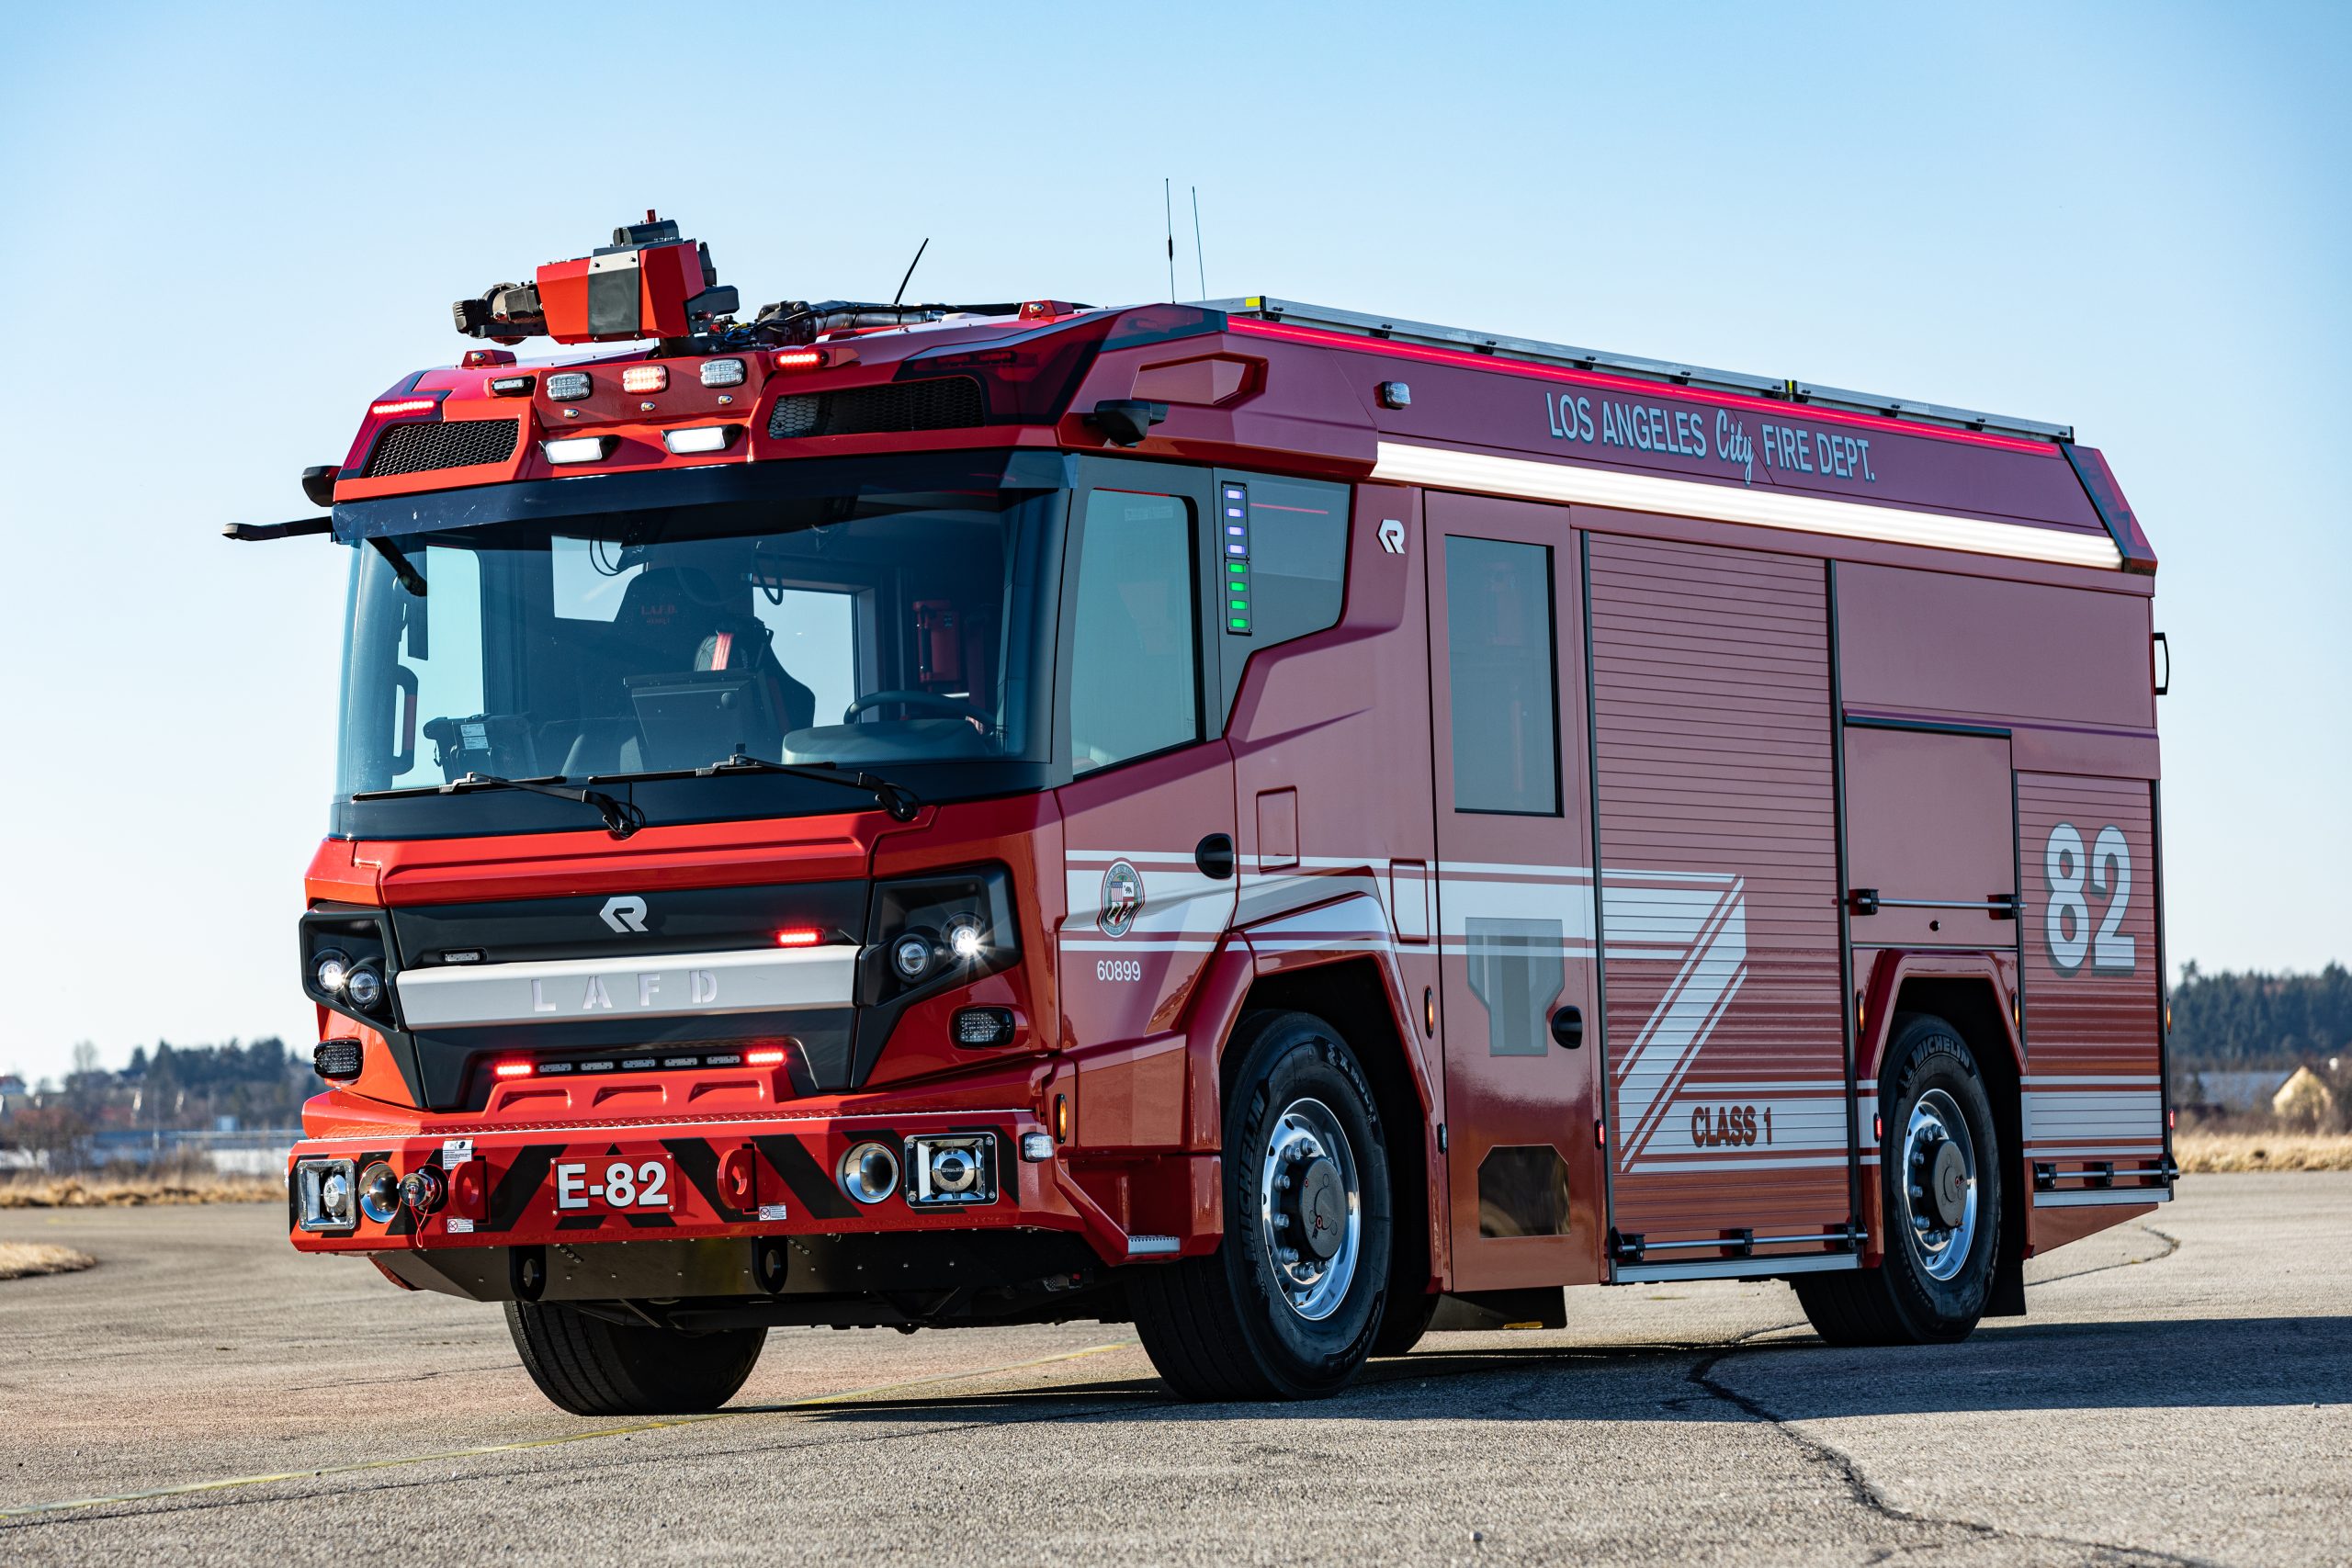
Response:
[1129,1010,1393,1400]
[504,1301,766,1416]
[1794,1012,2002,1347]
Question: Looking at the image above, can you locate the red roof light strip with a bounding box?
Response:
[1227,317,2057,457]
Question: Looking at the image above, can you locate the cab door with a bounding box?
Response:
[1053,472,1235,1154]
[1425,493,1603,1290]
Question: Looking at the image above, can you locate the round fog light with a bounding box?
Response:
[313,951,351,994]
[358,1161,401,1223]
[840,1141,900,1205]
[345,966,384,1011]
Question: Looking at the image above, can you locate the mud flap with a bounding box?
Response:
[1985,1237,2026,1317]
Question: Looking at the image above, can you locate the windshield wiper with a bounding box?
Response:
[694,752,922,823]
[437,772,643,838]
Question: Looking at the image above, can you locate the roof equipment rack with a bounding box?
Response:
[1206,297,2072,444]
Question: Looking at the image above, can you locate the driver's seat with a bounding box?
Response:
[694,619,816,736]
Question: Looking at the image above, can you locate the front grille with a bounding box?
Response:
[767,377,987,439]
[362,418,522,478]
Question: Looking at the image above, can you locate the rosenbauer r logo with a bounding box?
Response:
[601,896,650,934]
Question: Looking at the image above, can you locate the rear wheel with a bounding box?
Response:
[1794,1012,2002,1346]
[1129,1010,1393,1400]
[504,1301,766,1416]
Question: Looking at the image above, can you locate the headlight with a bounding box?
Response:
[858,867,1018,1008]
[944,914,987,960]
[891,931,936,984]
[345,966,385,1011]
[300,910,399,1028]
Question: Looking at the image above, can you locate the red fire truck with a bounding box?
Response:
[242,217,2173,1413]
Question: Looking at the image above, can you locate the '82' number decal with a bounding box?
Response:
[2043,823,2136,976]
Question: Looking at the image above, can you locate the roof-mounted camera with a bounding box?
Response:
[452,210,739,346]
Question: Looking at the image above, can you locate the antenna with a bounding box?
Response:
[1164,178,1176,301]
[891,237,930,308]
[1191,186,1206,299]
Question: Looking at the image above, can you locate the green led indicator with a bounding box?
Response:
[1229,616,1250,632]
[1230,598,1250,611]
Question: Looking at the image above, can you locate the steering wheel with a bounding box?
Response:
[842,689,993,727]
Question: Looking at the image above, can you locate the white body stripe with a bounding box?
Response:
[2024,1090,2165,1143]
[1370,439,2123,570]
[2033,1187,2172,1208]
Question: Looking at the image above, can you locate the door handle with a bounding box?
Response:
[1550,1006,1584,1049]
[1194,833,1236,880]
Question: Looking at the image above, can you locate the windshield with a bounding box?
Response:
[336,479,1062,806]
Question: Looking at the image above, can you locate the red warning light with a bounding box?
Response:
[773,348,824,373]
[493,1060,534,1079]
[775,929,822,948]
[745,1047,787,1067]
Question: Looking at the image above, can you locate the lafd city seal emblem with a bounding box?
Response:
[1099,860,1144,938]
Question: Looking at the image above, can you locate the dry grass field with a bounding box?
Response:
[0,1173,283,1208]
[0,1241,97,1279]
[2174,1132,2352,1172]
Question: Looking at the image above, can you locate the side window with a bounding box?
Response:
[1068,491,1199,773]
[1445,536,1559,815]
[1217,474,1348,708]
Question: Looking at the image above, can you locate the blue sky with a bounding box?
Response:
[0,2,2344,1082]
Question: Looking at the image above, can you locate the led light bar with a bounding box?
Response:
[543,434,616,465]
[700,357,747,388]
[545,371,592,401]
[1369,440,2124,570]
[370,397,439,419]
[621,364,669,394]
[1220,482,1252,633]
[662,423,741,456]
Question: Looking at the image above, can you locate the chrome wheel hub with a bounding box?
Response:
[1258,1097,1361,1321]
[1900,1089,1980,1281]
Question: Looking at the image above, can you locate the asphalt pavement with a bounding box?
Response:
[1,1174,2345,1566]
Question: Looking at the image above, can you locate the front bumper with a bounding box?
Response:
[287,1102,1112,1258]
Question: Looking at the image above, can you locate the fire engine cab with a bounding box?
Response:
[240,216,2173,1413]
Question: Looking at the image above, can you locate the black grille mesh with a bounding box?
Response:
[363,418,522,478]
[766,377,987,439]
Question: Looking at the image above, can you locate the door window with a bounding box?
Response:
[1068,491,1199,773]
[1444,536,1560,815]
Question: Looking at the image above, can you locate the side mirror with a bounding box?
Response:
[1086,399,1168,446]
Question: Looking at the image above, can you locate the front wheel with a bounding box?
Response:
[1129,1010,1393,1400]
[1794,1011,2002,1346]
[505,1301,766,1416]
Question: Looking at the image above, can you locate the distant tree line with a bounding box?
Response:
[2169,964,2352,1069]
[5,1038,310,1163]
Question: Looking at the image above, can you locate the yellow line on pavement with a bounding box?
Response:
[0,1339,1138,1521]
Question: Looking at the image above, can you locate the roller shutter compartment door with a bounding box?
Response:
[1586,535,1852,1267]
